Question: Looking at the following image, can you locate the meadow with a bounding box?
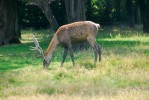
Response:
[0,26,149,100]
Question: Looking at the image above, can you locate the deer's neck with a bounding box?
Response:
[45,35,59,55]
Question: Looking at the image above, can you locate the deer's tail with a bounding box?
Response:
[95,23,100,30]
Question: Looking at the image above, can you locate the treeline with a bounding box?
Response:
[18,0,66,29]
[18,0,148,31]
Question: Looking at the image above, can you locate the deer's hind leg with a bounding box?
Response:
[94,42,102,62]
[87,36,98,64]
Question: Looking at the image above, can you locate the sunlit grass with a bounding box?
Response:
[0,26,149,99]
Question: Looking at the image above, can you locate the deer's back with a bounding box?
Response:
[56,21,98,43]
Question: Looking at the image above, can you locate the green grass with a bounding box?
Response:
[0,26,149,100]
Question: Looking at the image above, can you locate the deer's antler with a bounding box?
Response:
[30,34,44,57]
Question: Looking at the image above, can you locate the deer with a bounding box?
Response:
[30,21,101,69]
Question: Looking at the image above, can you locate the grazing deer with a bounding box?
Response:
[30,21,101,68]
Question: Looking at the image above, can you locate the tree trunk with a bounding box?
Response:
[0,0,20,46]
[115,0,121,21]
[126,0,135,28]
[37,1,59,31]
[65,0,86,23]
[105,0,112,25]
[135,0,141,24]
[86,0,92,20]
[138,0,149,33]
[28,0,59,31]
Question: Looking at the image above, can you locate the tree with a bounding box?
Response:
[27,0,59,31]
[104,0,113,25]
[18,1,50,29]
[0,0,20,46]
[138,0,149,33]
[135,0,141,24]
[86,0,92,20]
[50,0,66,26]
[115,0,121,21]
[64,0,86,23]
[126,0,135,27]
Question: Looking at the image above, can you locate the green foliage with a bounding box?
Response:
[18,0,66,29]
[86,0,128,25]
[18,1,49,29]
[50,0,66,26]
[0,27,149,99]
[18,0,132,29]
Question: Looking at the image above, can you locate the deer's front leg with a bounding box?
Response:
[61,47,68,67]
[68,43,75,66]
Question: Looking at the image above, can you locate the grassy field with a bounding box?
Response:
[0,26,149,100]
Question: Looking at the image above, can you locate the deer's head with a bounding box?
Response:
[30,34,52,69]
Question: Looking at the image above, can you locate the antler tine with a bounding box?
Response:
[31,34,44,56]
[29,46,36,50]
[32,34,40,46]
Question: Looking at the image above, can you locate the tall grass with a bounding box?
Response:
[0,26,149,100]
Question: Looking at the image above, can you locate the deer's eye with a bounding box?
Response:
[44,59,47,63]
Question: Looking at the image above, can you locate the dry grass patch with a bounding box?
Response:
[5,88,149,100]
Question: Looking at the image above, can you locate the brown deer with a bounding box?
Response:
[30,21,101,68]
